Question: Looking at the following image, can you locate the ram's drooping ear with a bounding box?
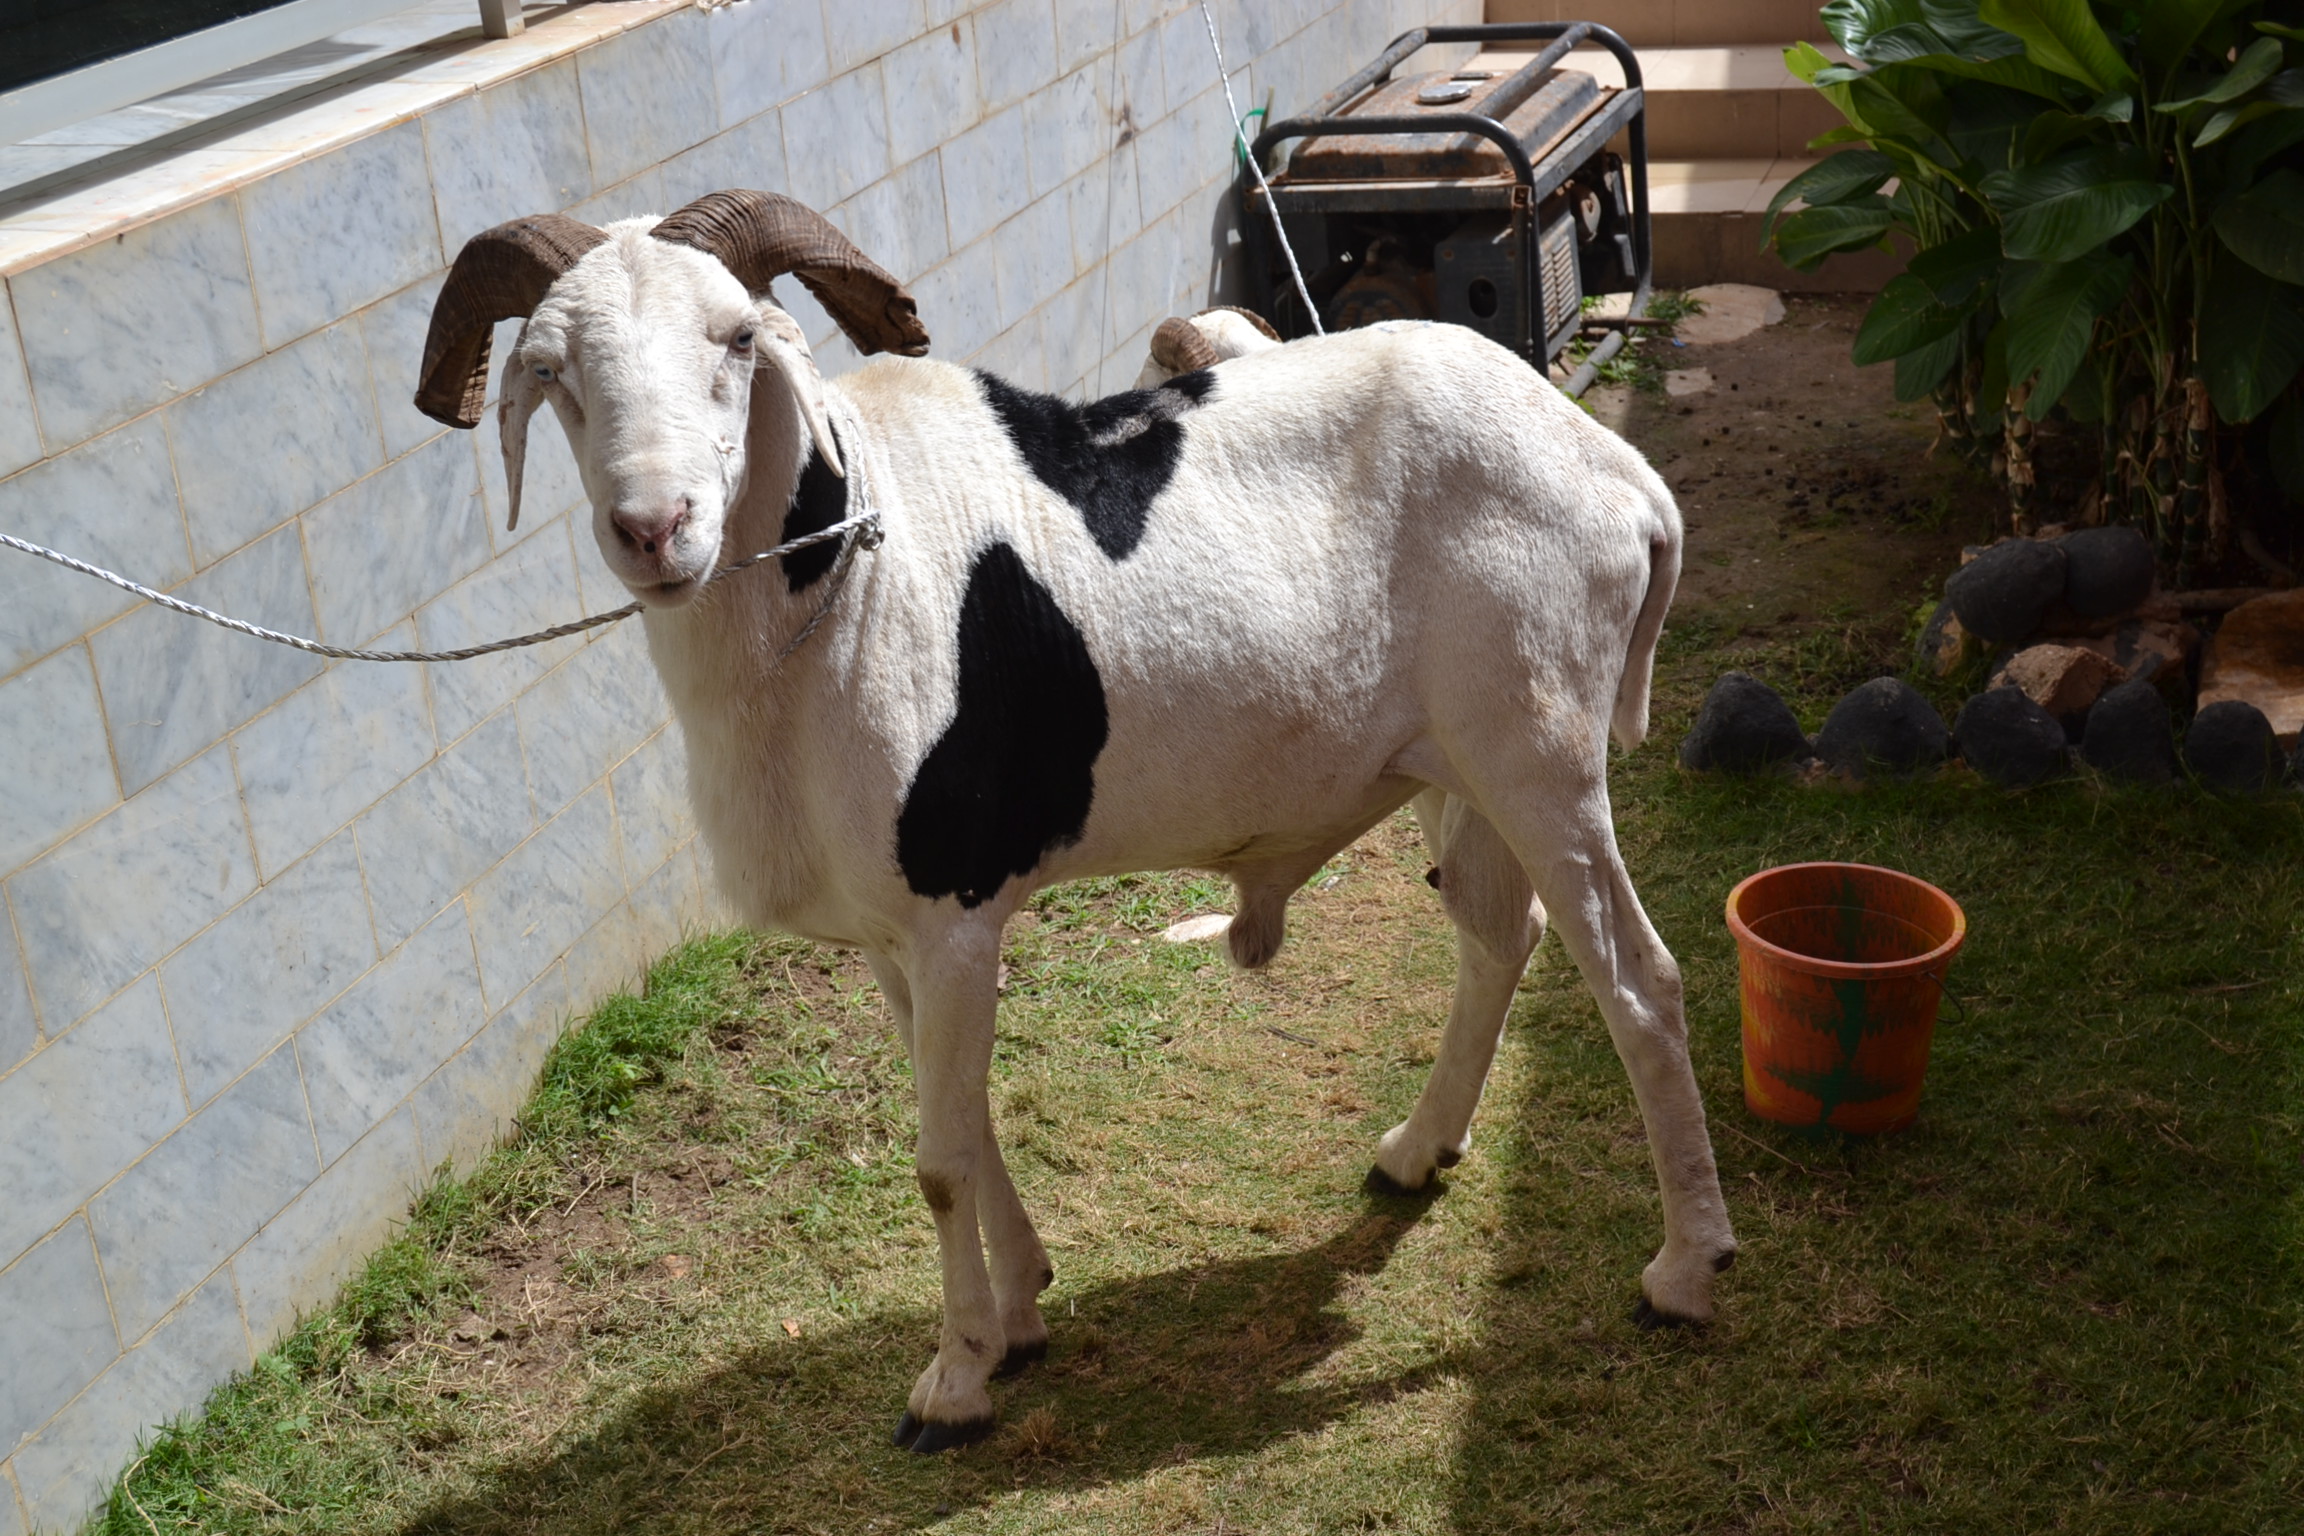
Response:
[496,342,545,531]
[754,307,843,479]
[415,213,608,428]
[649,189,929,358]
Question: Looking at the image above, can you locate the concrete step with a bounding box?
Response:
[1469,44,1847,159]
[1482,0,1832,48]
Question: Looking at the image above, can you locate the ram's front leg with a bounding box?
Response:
[891,917,1005,1454]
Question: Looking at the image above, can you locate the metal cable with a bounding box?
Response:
[0,508,880,665]
[1198,0,1323,336]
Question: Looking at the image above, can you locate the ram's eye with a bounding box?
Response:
[732,328,755,351]
[534,365,555,382]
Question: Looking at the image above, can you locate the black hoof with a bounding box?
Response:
[993,1339,1047,1379]
[1631,1297,1700,1332]
[1434,1148,1462,1168]
[907,1414,997,1455]
[892,1410,923,1450]
[1362,1164,1431,1199]
[1713,1249,1738,1273]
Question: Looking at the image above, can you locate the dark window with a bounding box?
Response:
[0,1,306,94]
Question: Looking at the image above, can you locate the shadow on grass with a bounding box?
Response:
[396,1196,1439,1533]
[1445,773,2304,1533]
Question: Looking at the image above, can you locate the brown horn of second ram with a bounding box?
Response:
[650,189,930,358]
[1150,316,1222,374]
[414,214,610,429]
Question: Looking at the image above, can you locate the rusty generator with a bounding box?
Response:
[1240,21,1652,397]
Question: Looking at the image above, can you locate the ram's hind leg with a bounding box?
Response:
[1371,790,1543,1194]
[1472,768,1737,1324]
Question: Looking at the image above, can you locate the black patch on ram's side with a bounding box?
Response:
[975,370,1215,560]
[896,542,1108,908]
[779,435,845,591]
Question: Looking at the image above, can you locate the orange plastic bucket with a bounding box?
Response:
[1726,862,1966,1135]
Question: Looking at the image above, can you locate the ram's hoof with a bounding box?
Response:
[1362,1164,1434,1199]
[893,1409,995,1455]
[1630,1296,1701,1332]
[993,1339,1047,1379]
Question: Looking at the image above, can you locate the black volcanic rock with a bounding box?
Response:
[1814,677,1950,779]
[2077,679,2178,784]
[1679,672,1811,773]
[1953,687,2067,787]
[2059,525,2155,619]
[1945,538,2067,644]
[2184,699,2282,793]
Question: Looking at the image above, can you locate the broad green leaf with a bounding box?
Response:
[2274,70,2304,105]
[1917,49,2080,99]
[2269,392,2304,503]
[1907,224,2006,304]
[2155,36,2285,110]
[2225,103,2304,182]
[1856,274,1973,363]
[2020,109,2099,162]
[2200,260,2304,421]
[1807,125,1876,148]
[1824,0,1930,59]
[1773,201,1897,268]
[1894,329,1967,399]
[2086,89,2134,120]
[1977,0,2136,91]
[2145,0,2243,67]
[1763,150,1898,230]
[1851,64,1952,142]
[2197,98,2295,146]
[2004,252,2131,417]
[1786,41,1837,85]
[2215,168,2304,284]
[2257,20,2304,44]
[1922,0,2032,58]
[1983,150,2172,261]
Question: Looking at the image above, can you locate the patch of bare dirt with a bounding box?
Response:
[1586,292,1993,639]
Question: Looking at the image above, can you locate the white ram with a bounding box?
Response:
[415,191,1735,1453]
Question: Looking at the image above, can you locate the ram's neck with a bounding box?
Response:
[631,379,833,930]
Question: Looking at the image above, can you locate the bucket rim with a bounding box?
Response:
[1725,861,1966,981]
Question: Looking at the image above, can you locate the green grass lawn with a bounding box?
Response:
[87,608,2304,1534]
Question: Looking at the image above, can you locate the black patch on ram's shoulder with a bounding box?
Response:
[974,370,1215,560]
[779,435,845,591]
[895,542,1108,908]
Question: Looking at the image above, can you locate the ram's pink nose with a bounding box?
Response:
[611,497,691,555]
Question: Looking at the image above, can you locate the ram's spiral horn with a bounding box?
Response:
[414,214,610,429]
[1149,316,1222,375]
[649,189,930,358]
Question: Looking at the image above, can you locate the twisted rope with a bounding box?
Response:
[1199,0,1322,336]
[0,508,880,664]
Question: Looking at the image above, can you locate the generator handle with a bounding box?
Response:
[1251,109,1542,190]
[1294,21,1643,124]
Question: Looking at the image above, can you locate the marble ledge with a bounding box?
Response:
[0,0,693,280]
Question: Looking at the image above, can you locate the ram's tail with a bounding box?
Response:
[1611,512,1682,753]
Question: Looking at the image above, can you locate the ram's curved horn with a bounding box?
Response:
[415,214,609,429]
[1200,304,1281,342]
[1150,316,1222,375]
[649,189,930,358]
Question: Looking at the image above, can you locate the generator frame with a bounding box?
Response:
[1241,21,1653,398]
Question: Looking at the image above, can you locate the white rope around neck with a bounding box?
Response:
[0,504,881,665]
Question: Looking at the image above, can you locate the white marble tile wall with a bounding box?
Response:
[0,0,1478,1526]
